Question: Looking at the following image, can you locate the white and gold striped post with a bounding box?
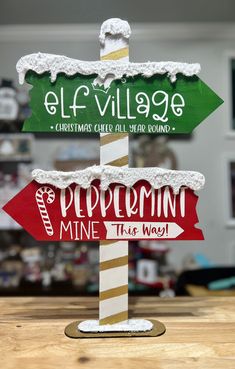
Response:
[99,19,130,325]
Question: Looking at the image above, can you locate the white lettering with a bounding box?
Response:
[69,85,89,116]
[44,91,59,115]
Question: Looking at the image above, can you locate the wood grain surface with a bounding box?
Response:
[0,296,234,369]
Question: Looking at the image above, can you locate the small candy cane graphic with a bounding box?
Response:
[35,186,55,236]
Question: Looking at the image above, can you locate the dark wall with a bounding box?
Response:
[1,0,235,25]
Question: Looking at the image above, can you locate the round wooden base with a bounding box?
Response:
[64,319,166,339]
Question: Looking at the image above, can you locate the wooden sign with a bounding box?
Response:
[3,180,204,241]
[9,19,213,331]
[22,71,223,134]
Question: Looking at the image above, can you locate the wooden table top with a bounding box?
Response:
[0,296,234,369]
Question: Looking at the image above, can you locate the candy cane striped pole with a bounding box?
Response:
[99,19,130,325]
[35,186,55,236]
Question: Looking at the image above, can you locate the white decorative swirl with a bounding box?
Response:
[35,186,55,236]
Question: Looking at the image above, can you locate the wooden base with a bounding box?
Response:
[64,319,166,339]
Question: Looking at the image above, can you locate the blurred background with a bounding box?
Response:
[0,0,235,297]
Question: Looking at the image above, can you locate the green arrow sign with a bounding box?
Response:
[23,71,223,134]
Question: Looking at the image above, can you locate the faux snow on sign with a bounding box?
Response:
[3,166,205,241]
[99,17,132,44]
[16,53,222,134]
[17,53,201,85]
[32,165,205,193]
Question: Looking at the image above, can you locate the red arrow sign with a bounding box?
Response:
[3,180,204,241]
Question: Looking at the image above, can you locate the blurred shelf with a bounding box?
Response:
[54,159,99,171]
[0,280,166,297]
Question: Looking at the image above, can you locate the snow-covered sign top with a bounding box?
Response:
[99,18,132,44]
[16,52,201,86]
[32,165,205,194]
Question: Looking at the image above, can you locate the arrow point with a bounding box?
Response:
[174,223,184,237]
